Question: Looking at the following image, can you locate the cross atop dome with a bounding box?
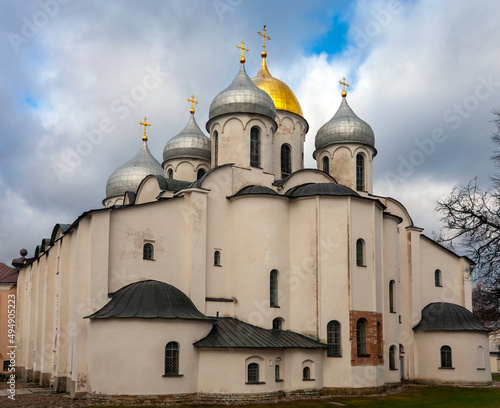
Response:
[139,117,151,141]
[258,25,271,58]
[339,77,349,97]
[236,41,249,63]
[187,94,198,114]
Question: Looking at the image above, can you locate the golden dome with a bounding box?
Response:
[251,57,303,118]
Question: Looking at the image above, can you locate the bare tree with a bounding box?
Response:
[436,110,500,330]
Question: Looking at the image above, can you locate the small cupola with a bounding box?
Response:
[104,117,163,206]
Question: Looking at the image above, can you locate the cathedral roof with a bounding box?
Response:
[315,97,375,153]
[207,62,276,127]
[194,317,326,349]
[163,113,211,162]
[285,183,360,198]
[85,279,212,320]
[413,302,489,332]
[105,140,163,198]
[251,56,303,118]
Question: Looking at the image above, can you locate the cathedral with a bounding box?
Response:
[13,31,492,402]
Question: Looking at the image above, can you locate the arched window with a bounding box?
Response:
[167,168,173,179]
[356,239,365,266]
[435,269,442,287]
[247,363,259,383]
[143,243,154,260]
[270,269,278,307]
[302,366,311,380]
[389,280,395,313]
[322,156,329,175]
[377,321,383,356]
[214,250,221,266]
[356,154,365,191]
[477,346,485,369]
[250,127,260,168]
[275,364,281,381]
[197,168,206,179]
[164,342,179,375]
[440,345,452,368]
[357,318,367,356]
[213,130,218,166]
[281,144,292,178]
[272,317,283,330]
[389,345,396,370]
[327,320,341,357]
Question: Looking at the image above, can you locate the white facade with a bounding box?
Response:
[14,56,492,402]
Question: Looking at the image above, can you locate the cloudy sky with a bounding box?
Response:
[1,0,499,263]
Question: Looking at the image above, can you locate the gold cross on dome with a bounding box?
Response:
[139,117,151,141]
[339,77,349,97]
[187,94,198,114]
[258,25,271,56]
[236,41,249,63]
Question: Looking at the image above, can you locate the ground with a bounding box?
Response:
[1,380,499,408]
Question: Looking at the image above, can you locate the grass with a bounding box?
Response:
[88,385,500,408]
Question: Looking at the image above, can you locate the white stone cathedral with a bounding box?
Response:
[14,35,492,402]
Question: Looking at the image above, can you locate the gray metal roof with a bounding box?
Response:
[106,141,163,198]
[85,279,212,320]
[315,97,375,151]
[207,63,276,126]
[231,185,280,197]
[413,302,489,332]
[163,114,211,162]
[194,317,327,349]
[285,183,360,198]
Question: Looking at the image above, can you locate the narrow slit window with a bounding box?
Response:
[389,280,396,313]
[356,154,365,191]
[356,239,365,266]
[435,269,442,287]
[214,130,218,166]
[322,156,329,175]
[250,127,260,168]
[270,269,278,307]
[281,144,292,178]
[389,345,396,370]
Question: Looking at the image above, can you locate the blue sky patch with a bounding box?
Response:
[23,97,39,109]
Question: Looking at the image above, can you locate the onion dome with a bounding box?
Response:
[413,302,489,332]
[207,62,276,127]
[85,279,212,320]
[252,56,303,117]
[163,113,211,162]
[315,96,375,152]
[105,139,163,198]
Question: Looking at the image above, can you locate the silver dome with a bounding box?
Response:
[207,63,276,128]
[106,141,163,198]
[315,97,375,151]
[163,113,211,162]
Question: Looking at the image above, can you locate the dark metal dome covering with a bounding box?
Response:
[85,279,211,320]
[163,114,211,162]
[413,302,489,332]
[208,63,276,126]
[285,183,360,198]
[106,141,163,198]
[232,185,279,197]
[315,97,375,151]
